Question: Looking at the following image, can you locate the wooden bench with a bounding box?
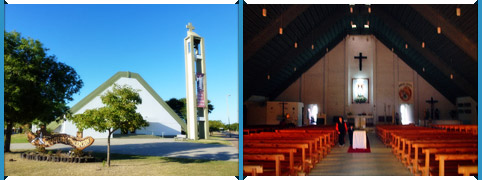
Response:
[243,154,286,176]
[244,147,300,175]
[435,154,477,176]
[376,125,478,176]
[245,139,318,169]
[251,132,331,158]
[243,165,263,176]
[458,165,477,176]
[244,142,309,173]
[417,146,477,176]
[399,136,476,165]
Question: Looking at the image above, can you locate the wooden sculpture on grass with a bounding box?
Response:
[27,126,94,150]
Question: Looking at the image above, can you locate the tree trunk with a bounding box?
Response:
[4,121,13,152]
[107,130,111,167]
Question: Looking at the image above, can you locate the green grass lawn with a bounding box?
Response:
[7,134,29,143]
[5,150,238,176]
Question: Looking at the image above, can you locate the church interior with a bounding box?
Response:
[243,4,478,176]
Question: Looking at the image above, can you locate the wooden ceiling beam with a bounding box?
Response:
[410,5,477,61]
[373,8,477,100]
[244,5,311,62]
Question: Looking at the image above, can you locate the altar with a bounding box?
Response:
[347,115,373,129]
[353,130,367,149]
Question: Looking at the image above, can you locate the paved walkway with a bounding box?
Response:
[12,137,238,162]
[309,131,412,175]
[218,131,239,149]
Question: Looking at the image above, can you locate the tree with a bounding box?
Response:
[70,84,148,167]
[208,120,225,133]
[4,31,83,152]
[226,123,239,132]
[166,98,214,122]
[166,98,187,120]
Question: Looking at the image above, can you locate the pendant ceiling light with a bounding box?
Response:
[262,8,267,17]
[456,7,461,16]
[279,16,283,35]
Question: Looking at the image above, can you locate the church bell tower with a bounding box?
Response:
[184,22,209,140]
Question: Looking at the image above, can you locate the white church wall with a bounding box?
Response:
[276,78,302,102]
[275,35,456,126]
[346,35,375,116]
[324,39,346,124]
[245,101,268,126]
[375,39,396,122]
[62,77,181,138]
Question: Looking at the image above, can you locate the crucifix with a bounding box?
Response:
[425,97,438,120]
[186,22,195,32]
[354,52,367,71]
[279,102,288,121]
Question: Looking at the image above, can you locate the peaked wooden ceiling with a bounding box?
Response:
[243,4,478,103]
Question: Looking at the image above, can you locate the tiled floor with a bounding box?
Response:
[309,132,412,176]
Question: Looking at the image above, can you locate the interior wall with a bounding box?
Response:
[245,101,268,126]
[274,35,456,126]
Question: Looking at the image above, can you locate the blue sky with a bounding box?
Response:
[5,4,239,125]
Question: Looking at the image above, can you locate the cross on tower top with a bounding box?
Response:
[186,22,195,32]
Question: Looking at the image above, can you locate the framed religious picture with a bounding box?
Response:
[352,78,369,104]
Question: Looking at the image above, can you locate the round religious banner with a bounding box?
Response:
[398,82,413,103]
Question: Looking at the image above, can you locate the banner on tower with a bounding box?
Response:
[398,82,413,104]
[196,73,205,107]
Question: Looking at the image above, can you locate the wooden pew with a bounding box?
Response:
[245,139,318,168]
[432,125,478,135]
[411,143,477,175]
[244,147,299,175]
[244,142,309,174]
[458,165,477,176]
[399,136,477,165]
[277,129,336,147]
[435,154,477,176]
[243,165,263,176]
[243,154,285,176]
[254,132,331,158]
[418,146,477,176]
[376,125,478,176]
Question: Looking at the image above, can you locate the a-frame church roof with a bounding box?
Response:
[244,4,477,103]
[66,71,187,131]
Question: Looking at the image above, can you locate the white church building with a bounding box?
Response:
[46,71,186,138]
